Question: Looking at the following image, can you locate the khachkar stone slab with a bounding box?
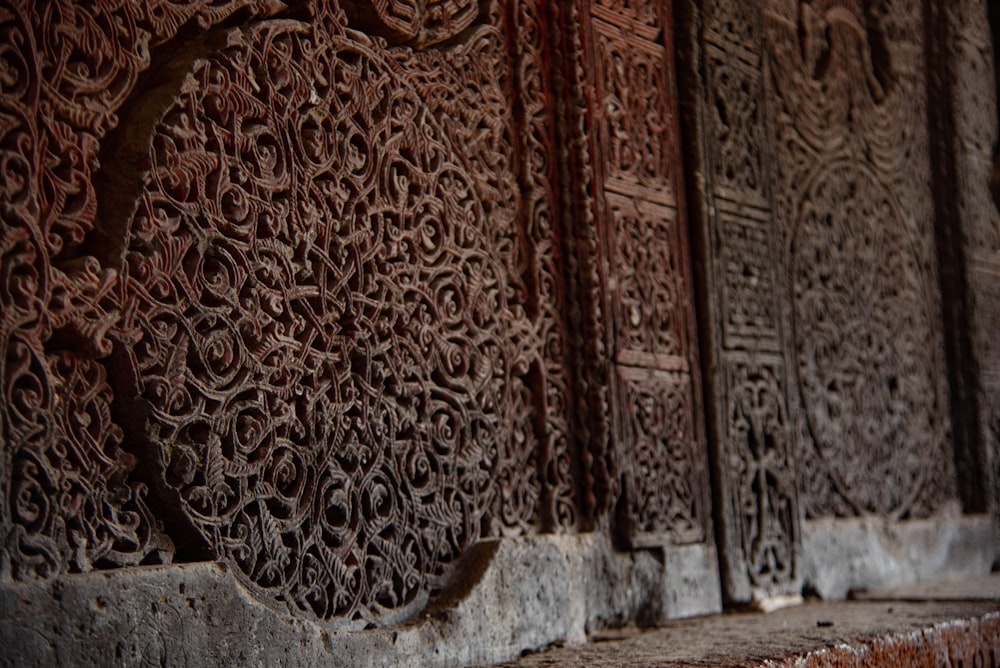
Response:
[0,0,580,630]
[560,0,713,549]
[679,0,993,604]
[763,0,957,520]
[0,0,284,584]
[676,0,800,603]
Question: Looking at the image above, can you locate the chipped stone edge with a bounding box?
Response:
[0,534,721,668]
[800,510,996,601]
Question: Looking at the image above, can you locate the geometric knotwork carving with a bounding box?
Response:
[115,21,519,626]
[1,0,280,581]
[726,361,796,591]
[791,161,946,517]
[4,0,575,630]
[607,195,686,364]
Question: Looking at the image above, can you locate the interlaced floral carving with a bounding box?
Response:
[594,22,676,197]
[3,0,576,628]
[617,368,704,542]
[791,163,945,515]
[766,0,956,518]
[726,361,796,590]
[607,194,685,361]
[704,51,767,204]
[576,1,709,546]
[688,0,799,600]
[1,0,279,581]
[341,0,479,47]
[112,18,531,625]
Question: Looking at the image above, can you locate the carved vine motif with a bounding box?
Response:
[705,52,767,204]
[594,22,675,197]
[581,1,709,544]
[112,17,539,625]
[1,0,279,580]
[341,0,480,47]
[766,0,956,518]
[3,0,574,628]
[607,195,685,362]
[617,368,704,542]
[726,362,795,590]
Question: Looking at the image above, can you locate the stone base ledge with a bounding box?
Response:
[800,511,995,600]
[0,534,720,668]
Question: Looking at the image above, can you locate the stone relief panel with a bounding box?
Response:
[615,366,704,543]
[724,359,796,591]
[765,0,956,519]
[682,0,799,601]
[1,0,576,628]
[568,0,712,546]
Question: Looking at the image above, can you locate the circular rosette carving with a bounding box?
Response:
[116,22,513,627]
[790,162,945,517]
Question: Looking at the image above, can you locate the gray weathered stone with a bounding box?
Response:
[800,508,994,600]
[0,535,720,668]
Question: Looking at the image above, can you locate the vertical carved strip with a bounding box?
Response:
[927,0,1000,533]
[551,0,614,527]
[564,0,712,546]
[507,0,579,531]
[678,0,800,601]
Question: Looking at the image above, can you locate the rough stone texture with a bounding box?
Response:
[854,573,1000,602]
[0,534,720,668]
[933,0,1000,547]
[500,594,1000,666]
[799,511,994,601]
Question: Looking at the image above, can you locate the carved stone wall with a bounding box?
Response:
[766,0,956,520]
[1,0,995,657]
[679,0,800,602]
[0,0,584,628]
[680,0,973,604]
[556,0,712,548]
